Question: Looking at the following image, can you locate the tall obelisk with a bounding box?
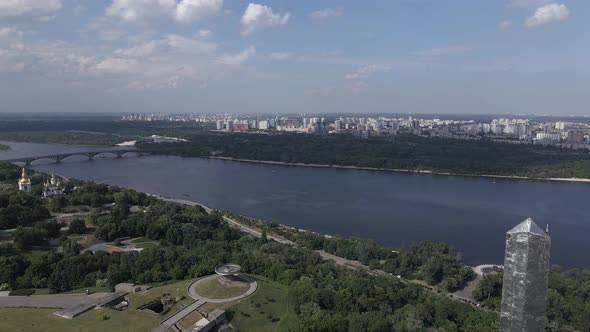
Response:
[500,218,551,331]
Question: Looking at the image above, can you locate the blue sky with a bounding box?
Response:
[0,0,587,115]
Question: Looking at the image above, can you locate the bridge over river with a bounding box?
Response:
[3,149,147,166]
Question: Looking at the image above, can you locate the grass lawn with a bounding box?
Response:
[177,310,204,330]
[201,276,298,332]
[0,307,160,332]
[0,278,197,332]
[194,276,249,299]
[31,286,112,296]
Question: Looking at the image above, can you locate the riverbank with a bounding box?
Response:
[210,156,590,183]
[149,193,494,309]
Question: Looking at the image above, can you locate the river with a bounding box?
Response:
[2,141,589,269]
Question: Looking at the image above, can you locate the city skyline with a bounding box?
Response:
[0,1,587,115]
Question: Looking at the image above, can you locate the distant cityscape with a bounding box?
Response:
[122,113,590,148]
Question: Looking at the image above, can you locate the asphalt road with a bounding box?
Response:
[0,293,112,309]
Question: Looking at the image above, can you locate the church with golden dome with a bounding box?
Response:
[18,168,32,193]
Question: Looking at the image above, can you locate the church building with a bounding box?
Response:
[18,168,32,193]
[42,174,64,198]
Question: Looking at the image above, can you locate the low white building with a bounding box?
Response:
[42,175,64,198]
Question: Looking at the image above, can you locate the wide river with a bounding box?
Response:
[2,141,589,269]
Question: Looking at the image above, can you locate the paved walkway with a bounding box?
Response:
[0,293,112,309]
[150,299,205,332]
[188,275,258,303]
[150,274,257,332]
[0,292,127,319]
[156,196,293,245]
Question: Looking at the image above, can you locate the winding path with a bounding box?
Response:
[150,300,206,332]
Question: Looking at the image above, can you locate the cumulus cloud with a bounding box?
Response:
[195,29,213,38]
[525,3,569,28]
[114,34,216,58]
[240,3,289,36]
[175,0,223,23]
[310,8,343,19]
[93,58,137,74]
[0,29,99,76]
[219,46,255,65]
[0,26,255,91]
[269,52,289,60]
[345,64,391,80]
[412,46,471,56]
[499,21,511,29]
[0,0,62,19]
[106,0,223,24]
[0,26,24,44]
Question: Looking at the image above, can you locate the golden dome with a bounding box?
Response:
[18,168,31,185]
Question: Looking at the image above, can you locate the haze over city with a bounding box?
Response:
[0,0,588,114]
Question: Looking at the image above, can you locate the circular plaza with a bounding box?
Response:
[188,264,257,303]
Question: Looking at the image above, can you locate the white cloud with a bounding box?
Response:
[0,27,26,72]
[269,52,289,60]
[0,31,99,76]
[345,64,391,80]
[509,0,550,8]
[175,0,224,23]
[499,21,511,29]
[525,3,569,28]
[124,75,180,90]
[106,0,223,24]
[99,28,127,41]
[0,27,24,44]
[240,3,289,36]
[114,34,217,58]
[310,8,343,19]
[412,46,471,56]
[0,26,255,91]
[196,29,213,38]
[93,58,137,74]
[115,40,160,57]
[219,46,255,65]
[0,0,62,19]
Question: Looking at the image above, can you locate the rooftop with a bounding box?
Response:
[507,218,549,237]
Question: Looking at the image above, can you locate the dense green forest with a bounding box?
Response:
[470,267,590,331]
[1,162,589,331]
[0,119,211,146]
[0,131,132,146]
[141,132,590,179]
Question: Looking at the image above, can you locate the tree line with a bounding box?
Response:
[141,132,590,179]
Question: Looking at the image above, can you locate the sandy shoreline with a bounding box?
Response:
[209,156,590,183]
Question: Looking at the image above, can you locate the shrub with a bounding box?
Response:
[9,289,35,296]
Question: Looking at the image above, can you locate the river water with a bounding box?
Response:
[2,141,589,268]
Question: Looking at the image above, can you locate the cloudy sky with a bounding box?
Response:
[0,0,587,114]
